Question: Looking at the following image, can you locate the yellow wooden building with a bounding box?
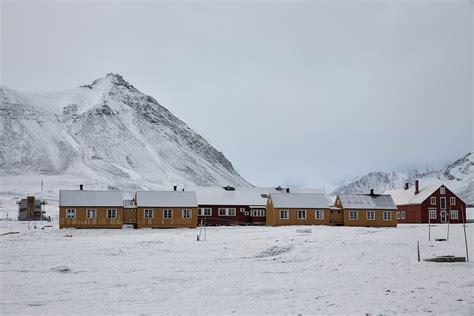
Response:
[266,192,331,226]
[59,189,124,229]
[334,191,398,227]
[135,191,198,228]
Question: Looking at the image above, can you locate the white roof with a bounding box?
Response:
[59,190,123,207]
[269,193,331,209]
[338,194,397,210]
[384,185,439,205]
[136,191,197,208]
[185,186,327,206]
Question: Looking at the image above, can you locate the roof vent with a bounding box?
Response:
[415,180,420,195]
[275,186,283,191]
[79,184,83,191]
[404,183,409,190]
[286,188,290,193]
[370,189,375,196]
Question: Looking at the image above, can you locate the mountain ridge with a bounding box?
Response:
[330,152,473,204]
[0,73,250,192]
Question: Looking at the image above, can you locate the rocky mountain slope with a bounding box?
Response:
[330,152,473,204]
[0,73,250,194]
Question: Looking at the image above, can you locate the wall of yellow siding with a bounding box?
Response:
[266,207,330,226]
[136,207,198,228]
[342,209,397,227]
[59,207,123,228]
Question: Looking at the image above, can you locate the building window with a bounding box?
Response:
[315,210,324,220]
[440,187,445,195]
[182,209,192,219]
[252,209,265,217]
[163,209,173,219]
[280,210,289,220]
[401,211,406,219]
[107,209,117,219]
[218,208,236,216]
[349,210,358,220]
[450,197,456,205]
[396,211,400,220]
[297,210,307,220]
[366,211,375,220]
[440,197,446,209]
[430,197,436,205]
[451,210,458,220]
[383,211,392,221]
[199,208,211,216]
[429,209,436,219]
[144,209,154,219]
[86,209,96,219]
[66,209,76,219]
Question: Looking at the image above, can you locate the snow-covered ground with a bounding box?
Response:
[1,221,473,314]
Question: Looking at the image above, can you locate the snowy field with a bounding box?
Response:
[1,222,473,315]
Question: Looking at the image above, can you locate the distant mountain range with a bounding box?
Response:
[0,73,250,193]
[330,152,473,205]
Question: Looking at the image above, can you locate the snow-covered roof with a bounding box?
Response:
[185,186,327,206]
[337,194,397,210]
[136,191,197,208]
[59,190,123,207]
[269,193,331,209]
[384,185,440,205]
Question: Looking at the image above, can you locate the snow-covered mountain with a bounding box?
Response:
[0,73,250,194]
[330,152,473,205]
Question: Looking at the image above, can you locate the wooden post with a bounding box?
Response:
[428,211,431,241]
[447,204,451,241]
[417,240,420,262]
[462,205,469,262]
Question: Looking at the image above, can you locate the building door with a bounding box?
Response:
[440,211,447,223]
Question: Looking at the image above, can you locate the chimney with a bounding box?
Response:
[286,188,290,193]
[370,189,374,195]
[173,185,177,191]
[404,183,409,190]
[415,180,419,195]
[79,184,83,191]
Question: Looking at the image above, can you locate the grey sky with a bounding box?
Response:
[1,0,472,188]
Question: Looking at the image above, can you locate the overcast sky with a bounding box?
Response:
[1,0,472,188]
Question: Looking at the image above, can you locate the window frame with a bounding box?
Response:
[440,187,445,195]
[163,209,173,219]
[66,208,76,219]
[450,210,459,220]
[430,197,436,205]
[297,209,307,220]
[429,209,437,219]
[252,209,265,217]
[315,210,324,220]
[199,208,212,216]
[218,208,236,216]
[144,208,154,219]
[86,208,96,219]
[383,211,392,221]
[182,209,192,219]
[107,208,117,219]
[440,197,446,209]
[366,210,375,221]
[280,209,289,220]
[396,211,400,220]
[401,211,406,219]
[349,210,358,220]
[450,197,456,205]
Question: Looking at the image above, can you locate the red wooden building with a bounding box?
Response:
[385,181,466,224]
